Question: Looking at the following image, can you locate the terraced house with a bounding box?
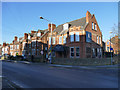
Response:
[48,11,103,58]
[9,36,20,56]
[1,11,103,59]
[1,42,10,59]
[19,29,48,59]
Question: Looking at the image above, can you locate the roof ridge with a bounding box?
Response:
[56,17,86,27]
[68,17,86,23]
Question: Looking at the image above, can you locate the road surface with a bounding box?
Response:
[2,61,118,88]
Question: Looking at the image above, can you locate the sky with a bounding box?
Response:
[1,2,118,44]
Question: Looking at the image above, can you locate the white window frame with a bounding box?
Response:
[52,37,55,45]
[63,36,66,44]
[11,52,13,55]
[75,32,79,42]
[97,36,98,43]
[70,47,74,58]
[99,36,101,44]
[22,42,26,49]
[17,45,19,49]
[92,22,94,30]
[59,36,62,44]
[70,32,74,42]
[49,37,51,45]
[10,45,13,50]
[28,35,31,39]
[95,24,97,30]
[63,23,69,30]
[37,33,41,37]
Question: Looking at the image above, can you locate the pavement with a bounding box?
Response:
[3,60,120,69]
[2,60,119,88]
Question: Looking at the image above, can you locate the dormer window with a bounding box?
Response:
[28,35,31,39]
[63,23,69,30]
[37,33,41,37]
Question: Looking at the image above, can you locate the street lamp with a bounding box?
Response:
[110,31,113,65]
[40,16,53,64]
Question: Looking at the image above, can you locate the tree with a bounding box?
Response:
[110,24,120,54]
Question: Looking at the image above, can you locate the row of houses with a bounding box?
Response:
[0,11,118,60]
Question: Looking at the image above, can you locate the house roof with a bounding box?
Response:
[53,17,86,35]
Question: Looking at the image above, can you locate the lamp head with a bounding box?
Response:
[40,17,44,19]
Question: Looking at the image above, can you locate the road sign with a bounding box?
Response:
[110,48,113,50]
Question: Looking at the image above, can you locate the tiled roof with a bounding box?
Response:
[53,17,86,35]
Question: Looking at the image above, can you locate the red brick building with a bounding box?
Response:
[9,36,20,56]
[1,11,103,59]
[105,35,120,55]
[1,42,10,59]
[19,29,48,59]
[48,11,103,58]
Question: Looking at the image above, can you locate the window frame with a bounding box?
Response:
[49,37,51,45]
[52,37,55,45]
[92,22,94,30]
[37,32,41,37]
[75,32,79,42]
[63,36,66,44]
[99,36,101,44]
[76,47,80,58]
[94,23,97,30]
[70,47,74,58]
[59,36,62,44]
[97,36,98,43]
[70,32,74,42]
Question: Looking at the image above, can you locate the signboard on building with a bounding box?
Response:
[86,31,92,42]
[110,48,113,51]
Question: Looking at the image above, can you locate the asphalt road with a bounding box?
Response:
[2,61,118,88]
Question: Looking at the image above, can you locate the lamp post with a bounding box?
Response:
[40,17,53,64]
[110,31,113,65]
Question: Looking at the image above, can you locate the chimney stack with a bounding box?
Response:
[86,11,91,23]
[13,40,14,44]
[48,24,56,32]
[3,42,6,47]
[24,33,28,39]
[31,30,36,34]
[14,36,18,41]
